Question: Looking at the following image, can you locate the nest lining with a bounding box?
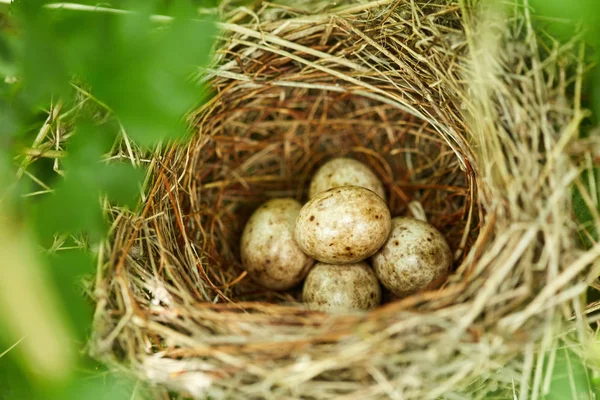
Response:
[91,0,595,398]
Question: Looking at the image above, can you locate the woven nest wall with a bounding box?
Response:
[91,0,597,398]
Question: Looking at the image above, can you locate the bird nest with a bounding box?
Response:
[91,0,597,398]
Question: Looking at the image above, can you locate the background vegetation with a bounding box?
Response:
[0,0,598,398]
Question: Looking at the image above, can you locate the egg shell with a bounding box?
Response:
[372,217,452,297]
[309,157,386,201]
[240,198,315,290]
[303,262,381,313]
[294,186,392,264]
[383,270,449,303]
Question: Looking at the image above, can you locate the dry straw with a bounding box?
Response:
[91,0,600,398]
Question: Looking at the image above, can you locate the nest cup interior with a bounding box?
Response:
[187,87,479,304]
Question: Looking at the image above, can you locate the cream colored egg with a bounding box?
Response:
[240,198,315,290]
[372,217,452,297]
[309,157,386,201]
[303,262,381,313]
[294,186,391,264]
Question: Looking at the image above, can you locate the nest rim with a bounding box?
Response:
[90,1,593,398]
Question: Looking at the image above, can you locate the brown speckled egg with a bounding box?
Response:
[240,198,315,290]
[372,217,452,297]
[303,262,381,313]
[294,186,391,264]
[309,157,386,201]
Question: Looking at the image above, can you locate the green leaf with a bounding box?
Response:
[547,348,593,400]
[1,1,218,397]
[29,122,143,243]
[0,348,135,400]
[58,372,136,400]
[63,122,117,166]
[14,5,71,106]
[44,250,95,340]
[594,66,600,125]
[32,175,106,245]
[13,1,216,147]
[529,0,600,49]
[0,34,17,77]
[29,122,109,242]
[0,352,35,400]
[573,168,599,249]
[0,80,22,141]
[46,2,216,148]
[100,163,145,209]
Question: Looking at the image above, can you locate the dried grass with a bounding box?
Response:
[90,0,599,398]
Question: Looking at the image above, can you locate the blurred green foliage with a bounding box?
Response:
[0,0,216,398]
[31,122,144,243]
[529,0,600,47]
[573,169,599,248]
[529,0,600,398]
[546,348,596,400]
[527,0,600,251]
[529,0,599,121]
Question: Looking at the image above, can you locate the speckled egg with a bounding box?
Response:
[372,217,452,297]
[309,157,386,201]
[294,186,391,264]
[303,262,381,313]
[240,198,315,290]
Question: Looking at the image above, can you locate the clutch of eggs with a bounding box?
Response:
[239,156,451,313]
